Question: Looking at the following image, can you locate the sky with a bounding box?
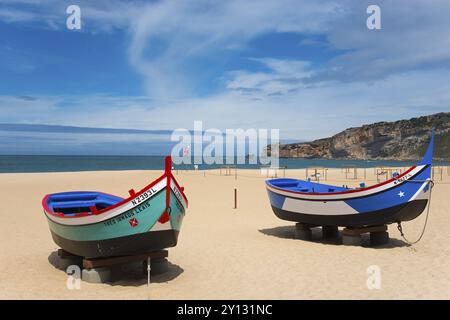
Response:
[0,0,450,150]
[0,124,176,155]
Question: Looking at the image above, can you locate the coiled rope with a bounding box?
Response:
[396,179,435,245]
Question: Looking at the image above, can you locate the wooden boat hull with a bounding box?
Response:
[270,199,428,227]
[50,229,179,259]
[266,131,435,228]
[43,157,188,258]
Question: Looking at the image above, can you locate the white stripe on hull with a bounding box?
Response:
[282,197,358,215]
[409,179,432,201]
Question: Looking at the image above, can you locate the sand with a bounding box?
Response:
[1,166,450,299]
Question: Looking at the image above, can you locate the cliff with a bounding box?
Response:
[269,112,450,161]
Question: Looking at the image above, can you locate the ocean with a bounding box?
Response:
[1,155,449,173]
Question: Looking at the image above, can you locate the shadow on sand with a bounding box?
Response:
[47,250,184,286]
[258,225,408,249]
[109,261,184,287]
[48,250,60,268]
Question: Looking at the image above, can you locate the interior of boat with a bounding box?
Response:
[46,191,123,216]
[267,178,351,193]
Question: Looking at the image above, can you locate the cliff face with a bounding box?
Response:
[271,112,450,161]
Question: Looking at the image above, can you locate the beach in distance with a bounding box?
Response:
[1,155,450,173]
[1,167,450,299]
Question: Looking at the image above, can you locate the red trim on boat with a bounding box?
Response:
[268,165,417,196]
[158,210,170,224]
[159,170,172,224]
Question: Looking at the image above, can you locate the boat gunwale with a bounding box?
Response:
[42,157,188,219]
[266,165,418,196]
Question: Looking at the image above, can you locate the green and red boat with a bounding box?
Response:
[42,156,188,258]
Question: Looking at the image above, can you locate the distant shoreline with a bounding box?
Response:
[0,155,449,174]
[278,156,450,161]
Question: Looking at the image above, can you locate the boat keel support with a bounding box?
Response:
[294,224,340,241]
[53,249,169,283]
[342,225,389,247]
[82,267,111,283]
[56,249,82,271]
[322,226,339,239]
[294,223,314,240]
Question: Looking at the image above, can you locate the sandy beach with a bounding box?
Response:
[1,167,450,300]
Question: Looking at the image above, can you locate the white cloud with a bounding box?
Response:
[3,0,450,84]
[226,59,312,96]
[314,0,450,82]
[126,0,343,99]
[1,68,449,141]
[0,0,139,31]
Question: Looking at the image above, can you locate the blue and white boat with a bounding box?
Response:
[266,131,435,227]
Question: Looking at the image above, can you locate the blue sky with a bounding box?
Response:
[0,0,450,152]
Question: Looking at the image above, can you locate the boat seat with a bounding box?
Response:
[52,200,101,208]
[272,181,299,188]
[49,193,101,202]
[268,179,351,194]
[47,191,124,215]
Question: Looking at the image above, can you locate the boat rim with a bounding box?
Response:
[42,156,188,219]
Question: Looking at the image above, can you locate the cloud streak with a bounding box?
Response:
[2,68,449,141]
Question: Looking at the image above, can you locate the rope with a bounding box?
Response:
[396,180,434,245]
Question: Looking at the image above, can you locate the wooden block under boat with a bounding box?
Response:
[342,225,387,236]
[295,222,319,230]
[58,249,81,259]
[83,250,168,269]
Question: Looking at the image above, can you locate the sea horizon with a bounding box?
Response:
[1,154,449,173]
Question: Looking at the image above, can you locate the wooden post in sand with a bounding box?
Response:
[234,188,237,209]
[433,166,443,181]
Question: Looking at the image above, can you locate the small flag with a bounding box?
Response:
[183,145,190,157]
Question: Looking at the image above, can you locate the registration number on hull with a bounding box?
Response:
[131,187,158,206]
[393,172,413,185]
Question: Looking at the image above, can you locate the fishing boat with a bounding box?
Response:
[42,156,188,258]
[266,131,434,227]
